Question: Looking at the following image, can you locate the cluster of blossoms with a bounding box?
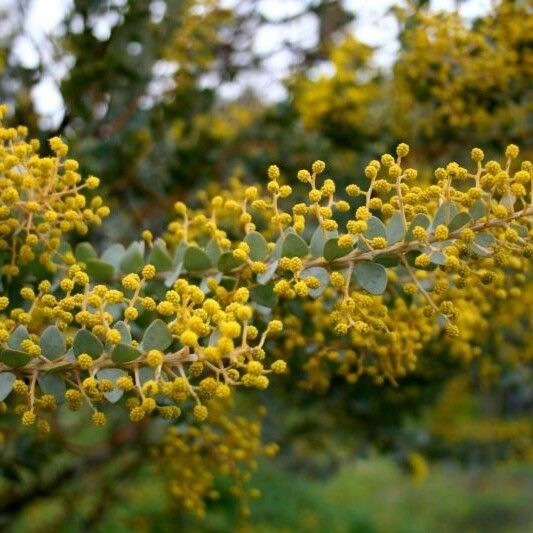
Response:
[0,110,531,433]
[0,105,108,278]
[154,403,278,518]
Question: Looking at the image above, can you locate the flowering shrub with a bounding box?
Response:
[0,104,531,514]
[0,105,531,429]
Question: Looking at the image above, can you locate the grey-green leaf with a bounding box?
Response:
[8,325,29,350]
[96,368,127,403]
[364,216,387,239]
[114,321,132,344]
[406,214,431,241]
[434,201,458,227]
[281,233,309,258]
[469,199,486,221]
[301,267,329,298]
[37,373,66,403]
[184,246,212,271]
[40,326,66,360]
[148,238,173,271]
[257,260,279,285]
[354,261,388,295]
[386,212,405,244]
[111,343,142,364]
[141,319,172,351]
[120,241,145,274]
[73,329,104,358]
[0,372,16,401]
[101,243,126,269]
[206,240,222,264]
[245,231,269,261]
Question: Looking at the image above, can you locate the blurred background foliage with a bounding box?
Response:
[0,0,532,530]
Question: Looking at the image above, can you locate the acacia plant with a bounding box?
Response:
[0,102,532,515]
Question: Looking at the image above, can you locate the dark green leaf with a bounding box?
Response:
[183,246,212,271]
[250,284,278,308]
[75,242,97,263]
[111,343,142,363]
[85,259,114,281]
[324,238,352,261]
[281,233,309,258]
[1,350,31,368]
[218,252,242,272]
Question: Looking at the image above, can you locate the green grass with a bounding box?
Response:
[6,457,533,532]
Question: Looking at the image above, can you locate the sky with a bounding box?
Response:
[2,0,493,126]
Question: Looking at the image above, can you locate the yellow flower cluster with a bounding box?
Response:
[0,110,531,435]
[0,105,108,277]
[154,403,278,518]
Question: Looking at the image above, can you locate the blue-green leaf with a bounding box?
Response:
[245,231,269,261]
[386,212,405,244]
[120,241,144,274]
[8,325,29,350]
[37,373,66,403]
[148,239,173,271]
[448,212,472,233]
[0,372,16,401]
[406,214,431,241]
[354,261,388,295]
[364,216,387,239]
[301,267,329,298]
[96,368,127,403]
[141,319,172,351]
[257,260,278,285]
[40,326,66,360]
